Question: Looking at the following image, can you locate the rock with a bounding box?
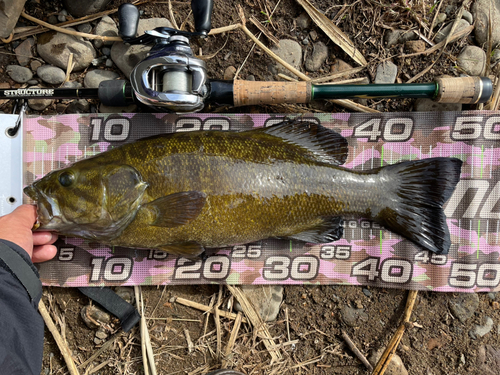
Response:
[95,328,108,340]
[492,49,500,63]
[305,41,328,72]
[302,38,309,45]
[115,287,135,304]
[111,43,150,77]
[62,81,83,89]
[30,60,42,71]
[37,31,96,71]
[462,9,474,24]
[295,12,311,29]
[63,0,113,17]
[27,87,53,111]
[234,285,283,322]
[341,306,368,327]
[414,98,462,112]
[80,305,111,329]
[99,103,137,113]
[375,61,397,84]
[270,39,303,79]
[27,79,39,86]
[448,293,479,323]
[434,19,471,43]
[84,69,120,88]
[362,288,372,297]
[309,30,318,41]
[37,65,66,85]
[330,59,353,74]
[105,59,113,68]
[0,0,27,38]
[48,15,58,25]
[65,99,90,113]
[435,13,447,25]
[488,292,497,300]
[405,40,426,53]
[469,317,494,339]
[77,23,93,34]
[472,0,500,48]
[15,38,35,66]
[93,16,118,49]
[224,66,237,80]
[137,18,173,35]
[457,46,486,76]
[477,345,500,375]
[102,47,111,56]
[368,349,408,375]
[384,29,417,47]
[6,65,33,83]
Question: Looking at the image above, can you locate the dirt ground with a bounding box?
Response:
[1,0,499,374]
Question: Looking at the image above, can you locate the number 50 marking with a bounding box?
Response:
[448,262,500,288]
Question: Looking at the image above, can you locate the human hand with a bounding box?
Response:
[0,205,58,263]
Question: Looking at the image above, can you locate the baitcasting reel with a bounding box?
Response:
[118,1,213,112]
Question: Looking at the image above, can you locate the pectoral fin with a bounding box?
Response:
[144,191,206,227]
[287,217,344,243]
[157,242,205,257]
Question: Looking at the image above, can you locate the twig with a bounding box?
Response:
[215,285,223,359]
[135,286,149,375]
[427,0,444,40]
[341,330,373,371]
[64,53,74,83]
[372,290,418,375]
[250,16,279,46]
[226,285,282,364]
[21,12,122,41]
[168,0,180,30]
[184,329,194,354]
[173,296,249,323]
[406,1,471,83]
[0,32,13,44]
[222,312,243,368]
[141,289,157,375]
[78,334,119,369]
[39,299,80,375]
[204,295,216,336]
[310,66,367,83]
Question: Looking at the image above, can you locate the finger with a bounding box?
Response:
[8,205,37,228]
[32,232,58,246]
[32,244,58,263]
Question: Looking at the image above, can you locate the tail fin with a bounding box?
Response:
[375,157,462,254]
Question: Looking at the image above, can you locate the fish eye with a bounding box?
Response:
[58,171,74,187]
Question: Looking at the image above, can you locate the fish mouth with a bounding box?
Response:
[23,184,64,231]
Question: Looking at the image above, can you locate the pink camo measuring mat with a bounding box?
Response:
[21,112,500,292]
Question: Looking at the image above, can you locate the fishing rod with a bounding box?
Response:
[0,2,493,112]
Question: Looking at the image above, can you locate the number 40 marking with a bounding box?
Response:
[353,118,414,142]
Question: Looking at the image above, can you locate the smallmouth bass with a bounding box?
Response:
[24,120,462,256]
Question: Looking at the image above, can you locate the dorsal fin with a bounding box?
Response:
[255,119,349,165]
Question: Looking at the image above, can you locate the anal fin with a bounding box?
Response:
[287,217,344,243]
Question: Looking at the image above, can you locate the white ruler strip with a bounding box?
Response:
[0,115,23,216]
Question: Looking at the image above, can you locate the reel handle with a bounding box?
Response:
[118,3,140,39]
[192,0,214,35]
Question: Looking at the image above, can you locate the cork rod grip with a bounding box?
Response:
[233,81,312,107]
[435,77,490,104]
